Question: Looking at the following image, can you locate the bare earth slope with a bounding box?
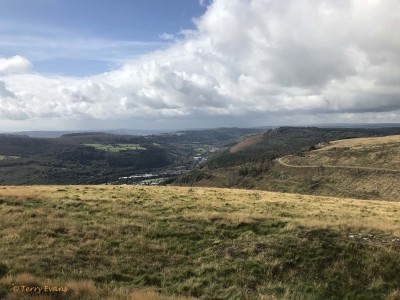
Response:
[229,132,264,153]
[0,185,399,299]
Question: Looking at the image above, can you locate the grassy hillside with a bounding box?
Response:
[285,135,400,170]
[175,130,400,201]
[268,135,400,201]
[1,185,399,299]
[203,127,400,169]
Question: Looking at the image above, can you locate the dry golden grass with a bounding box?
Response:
[128,290,192,300]
[265,135,400,201]
[0,273,192,300]
[66,280,97,298]
[0,185,399,299]
[286,134,400,170]
[0,185,399,235]
[320,134,400,150]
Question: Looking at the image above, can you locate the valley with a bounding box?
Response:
[2,1,399,299]
[0,128,260,186]
[1,127,400,299]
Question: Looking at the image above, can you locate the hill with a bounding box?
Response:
[269,135,400,201]
[173,127,400,201]
[0,185,399,299]
[283,135,400,170]
[0,133,169,185]
[0,128,262,185]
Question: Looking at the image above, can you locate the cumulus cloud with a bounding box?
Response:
[0,80,29,120]
[0,81,15,98]
[0,55,32,74]
[1,0,400,127]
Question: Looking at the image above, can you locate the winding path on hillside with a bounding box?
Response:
[277,157,400,173]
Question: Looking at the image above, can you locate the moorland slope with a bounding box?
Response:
[0,185,399,299]
[273,135,400,200]
[175,129,400,201]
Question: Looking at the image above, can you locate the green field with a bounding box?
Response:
[0,185,399,299]
[84,143,146,152]
[0,155,19,160]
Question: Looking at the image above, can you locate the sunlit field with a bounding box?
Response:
[1,185,399,299]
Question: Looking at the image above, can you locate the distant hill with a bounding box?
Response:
[313,123,400,128]
[5,126,400,189]
[3,123,400,138]
[4,127,263,138]
[0,132,169,185]
[4,129,167,138]
[173,127,400,200]
[0,127,263,185]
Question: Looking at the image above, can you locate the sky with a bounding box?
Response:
[1,0,400,131]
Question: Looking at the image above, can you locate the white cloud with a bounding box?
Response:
[0,55,32,74]
[159,33,175,41]
[199,0,211,7]
[0,81,15,98]
[1,0,400,128]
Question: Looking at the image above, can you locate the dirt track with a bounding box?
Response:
[277,157,400,173]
